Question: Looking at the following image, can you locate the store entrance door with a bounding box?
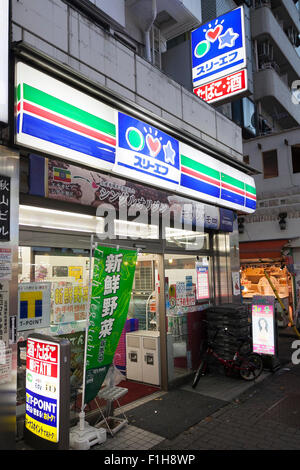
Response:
[116,252,163,405]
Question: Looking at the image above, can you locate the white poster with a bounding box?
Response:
[0,280,9,344]
[0,247,12,280]
[232,271,241,296]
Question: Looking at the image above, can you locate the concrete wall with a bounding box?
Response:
[241,127,300,245]
[11,0,244,162]
[243,128,300,198]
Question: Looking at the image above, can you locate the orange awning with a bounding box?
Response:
[239,239,289,260]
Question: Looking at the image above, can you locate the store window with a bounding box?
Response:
[262,149,278,179]
[164,254,211,381]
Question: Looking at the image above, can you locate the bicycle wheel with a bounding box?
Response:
[239,353,263,381]
[192,360,207,388]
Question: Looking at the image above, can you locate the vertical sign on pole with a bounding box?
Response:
[24,333,70,450]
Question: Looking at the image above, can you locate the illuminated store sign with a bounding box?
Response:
[15,62,256,213]
[115,112,180,192]
[191,6,248,103]
[0,0,9,123]
[25,337,60,443]
[191,6,246,88]
[193,69,247,104]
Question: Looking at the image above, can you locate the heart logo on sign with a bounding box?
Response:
[206,25,223,43]
[146,134,161,157]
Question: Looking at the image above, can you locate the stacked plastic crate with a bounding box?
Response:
[205,304,251,375]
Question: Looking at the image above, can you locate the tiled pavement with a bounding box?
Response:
[16,332,300,451]
[94,332,300,451]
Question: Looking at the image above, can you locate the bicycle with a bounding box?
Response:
[192,321,263,388]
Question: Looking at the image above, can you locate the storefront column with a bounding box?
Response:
[0,148,19,449]
[157,254,168,391]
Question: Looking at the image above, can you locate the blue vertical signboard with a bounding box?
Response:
[191,6,246,89]
[115,112,180,192]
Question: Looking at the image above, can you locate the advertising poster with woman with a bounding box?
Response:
[252,296,275,355]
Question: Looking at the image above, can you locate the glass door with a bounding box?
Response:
[164,254,212,383]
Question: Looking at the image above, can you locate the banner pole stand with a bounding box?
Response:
[69,235,107,450]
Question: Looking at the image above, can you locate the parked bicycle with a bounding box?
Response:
[192,321,263,388]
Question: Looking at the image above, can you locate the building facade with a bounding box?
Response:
[0,0,258,448]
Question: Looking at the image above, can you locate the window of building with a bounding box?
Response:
[292,145,300,173]
[262,149,278,179]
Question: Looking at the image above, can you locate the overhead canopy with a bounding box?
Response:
[239,239,289,261]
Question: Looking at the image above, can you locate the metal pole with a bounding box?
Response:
[80,234,94,420]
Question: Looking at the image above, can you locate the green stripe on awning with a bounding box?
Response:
[23,83,116,137]
[221,172,245,190]
[181,154,220,180]
[245,184,256,195]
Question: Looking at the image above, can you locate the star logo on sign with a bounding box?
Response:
[163,141,176,165]
[218,28,239,49]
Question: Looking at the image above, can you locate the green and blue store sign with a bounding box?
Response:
[15,62,256,214]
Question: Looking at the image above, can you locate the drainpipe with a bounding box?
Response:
[144,0,157,63]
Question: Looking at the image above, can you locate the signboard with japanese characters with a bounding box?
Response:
[18,282,51,331]
[25,336,60,443]
[0,0,9,123]
[196,263,210,300]
[0,175,10,241]
[0,280,9,345]
[84,245,137,404]
[191,6,248,103]
[194,69,247,104]
[115,112,180,193]
[53,283,88,324]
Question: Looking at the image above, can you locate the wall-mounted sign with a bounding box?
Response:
[18,282,51,331]
[193,69,247,104]
[0,280,9,346]
[191,6,246,89]
[0,0,9,123]
[251,296,275,356]
[0,175,10,241]
[17,63,256,214]
[180,143,256,212]
[115,112,180,192]
[15,62,116,172]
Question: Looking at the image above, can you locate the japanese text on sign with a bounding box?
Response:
[194,69,247,104]
[25,337,60,443]
[0,175,10,241]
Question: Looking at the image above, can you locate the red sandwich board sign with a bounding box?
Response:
[24,333,70,450]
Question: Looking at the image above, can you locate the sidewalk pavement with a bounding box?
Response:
[16,332,300,451]
[151,332,300,451]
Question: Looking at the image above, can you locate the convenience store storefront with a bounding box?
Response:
[12,54,256,430]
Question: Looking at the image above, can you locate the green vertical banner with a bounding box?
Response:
[84,245,137,404]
